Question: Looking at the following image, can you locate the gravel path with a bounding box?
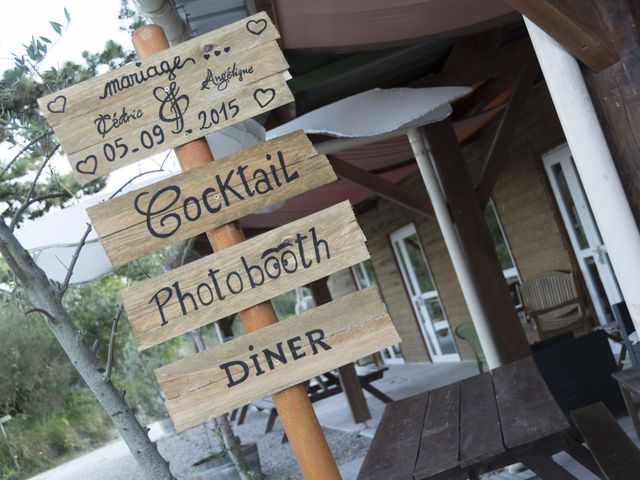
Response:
[29,407,370,480]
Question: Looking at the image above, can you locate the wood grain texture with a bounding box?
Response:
[122,201,370,350]
[505,0,618,72]
[357,392,429,480]
[37,12,293,184]
[571,402,640,480]
[156,287,400,432]
[414,382,461,480]
[459,373,504,468]
[492,357,568,449]
[88,131,335,266]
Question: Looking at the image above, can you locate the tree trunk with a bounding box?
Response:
[0,219,174,480]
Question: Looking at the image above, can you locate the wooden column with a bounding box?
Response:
[309,277,372,424]
[132,25,340,480]
[422,119,531,365]
[582,1,640,228]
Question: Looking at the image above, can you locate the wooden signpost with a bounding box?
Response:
[38,13,402,479]
[157,287,399,432]
[122,201,370,349]
[88,130,335,266]
[37,12,292,184]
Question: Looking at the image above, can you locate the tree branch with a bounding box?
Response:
[24,307,56,322]
[10,143,60,230]
[104,304,123,382]
[61,223,93,293]
[0,129,52,180]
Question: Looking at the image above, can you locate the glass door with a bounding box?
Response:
[390,224,459,362]
[543,144,622,325]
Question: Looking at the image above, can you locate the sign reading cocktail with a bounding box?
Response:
[38,12,291,184]
[88,131,335,266]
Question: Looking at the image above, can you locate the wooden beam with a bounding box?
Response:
[423,119,531,365]
[505,0,618,72]
[309,278,372,424]
[439,36,534,86]
[328,156,435,219]
[476,57,539,205]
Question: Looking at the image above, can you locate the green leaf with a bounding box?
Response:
[39,36,52,44]
[50,21,63,35]
[64,7,71,23]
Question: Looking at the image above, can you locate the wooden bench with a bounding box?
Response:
[571,402,640,480]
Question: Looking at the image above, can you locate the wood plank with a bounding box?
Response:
[67,72,293,184]
[37,12,293,184]
[476,58,539,205]
[121,201,370,350]
[459,373,505,468]
[328,155,434,219]
[88,131,335,266]
[571,402,640,480]
[357,392,429,480]
[424,119,531,364]
[413,382,461,480]
[309,278,371,424]
[157,287,401,432]
[612,366,640,396]
[492,357,568,449]
[505,0,618,72]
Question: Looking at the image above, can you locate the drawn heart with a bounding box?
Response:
[185,128,193,135]
[253,88,276,108]
[204,53,210,60]
[47,95,66,114]
[246,18,267,35]
[224,46,231,53]
[135,61,142,67]
[214,50,221,56]
[75,155,97,175]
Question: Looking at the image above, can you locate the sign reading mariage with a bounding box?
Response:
[38,12,401,432]
[38,12,292,184]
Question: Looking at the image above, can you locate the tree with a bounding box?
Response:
[0,11,174,480]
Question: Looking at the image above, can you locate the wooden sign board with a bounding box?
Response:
[156,287,400,432]
[37,12,293,184]
[122,201,370,350]
[88,131,335,266]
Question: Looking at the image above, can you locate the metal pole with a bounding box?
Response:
[524,18,640,333]
[407,127,502,368]
[132,25,341,480]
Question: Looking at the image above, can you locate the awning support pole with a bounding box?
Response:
[525,18,640,332]
[407,127,502,368]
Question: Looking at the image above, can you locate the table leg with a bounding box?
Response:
[515,448,579,479]
[555,433,603,479]
[619,384,640,440]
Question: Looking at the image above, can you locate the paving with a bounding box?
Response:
[28,360,640,479]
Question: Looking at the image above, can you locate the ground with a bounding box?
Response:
[27,361,639,479]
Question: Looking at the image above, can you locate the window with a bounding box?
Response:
[484,199,521,306]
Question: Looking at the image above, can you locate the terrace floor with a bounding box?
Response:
[307,360,640,479]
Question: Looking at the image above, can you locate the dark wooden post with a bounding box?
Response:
[422,119,531,365]
[309,277,372,423]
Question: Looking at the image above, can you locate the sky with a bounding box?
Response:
[0,0,179,191]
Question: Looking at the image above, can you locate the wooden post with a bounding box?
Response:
[421,119,531,366]
[131,25,341,480]
[309,278,372,424]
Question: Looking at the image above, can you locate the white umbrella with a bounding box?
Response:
[15,120,265,284]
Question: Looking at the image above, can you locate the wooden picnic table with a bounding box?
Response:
[612,365,640,440]
[357,357,601,479]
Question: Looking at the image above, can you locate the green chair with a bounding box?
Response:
[455,323,486,373]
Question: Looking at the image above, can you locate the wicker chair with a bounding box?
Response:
[517,271,591,341]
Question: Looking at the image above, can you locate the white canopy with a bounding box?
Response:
[16,87,471,285]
